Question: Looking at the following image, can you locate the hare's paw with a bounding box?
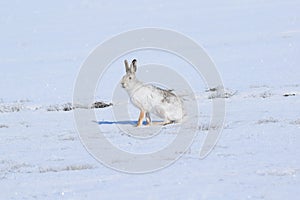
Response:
[162,121,175,126]
[135,122,143,127]
[145,121,151,126]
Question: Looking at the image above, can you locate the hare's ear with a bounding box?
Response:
[124,60,130,73]
[131,59,137,73]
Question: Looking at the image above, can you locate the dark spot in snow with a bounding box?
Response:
[283,93,296,97]
[91,101,113,109]
[0,124,9,128]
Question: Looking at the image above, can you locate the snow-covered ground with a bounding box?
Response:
[1,0,300,199]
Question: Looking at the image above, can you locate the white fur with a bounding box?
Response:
[121,59,183,125]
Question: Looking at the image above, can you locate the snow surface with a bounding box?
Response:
[1,0,300,199]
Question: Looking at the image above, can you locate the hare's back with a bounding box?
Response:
[130,84,182,111]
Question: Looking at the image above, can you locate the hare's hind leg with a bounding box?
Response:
[136,110,145,127]
[152,120,174,126]
[162,120,175,126]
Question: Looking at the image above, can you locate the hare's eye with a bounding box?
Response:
[129,77,132,80]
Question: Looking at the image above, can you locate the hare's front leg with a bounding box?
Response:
[145,112,151,126]
[136,110,145,127]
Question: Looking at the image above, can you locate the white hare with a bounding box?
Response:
[121,59,183,126]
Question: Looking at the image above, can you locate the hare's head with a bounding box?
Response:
[121,59,137,89]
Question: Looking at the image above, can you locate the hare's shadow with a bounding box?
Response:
[97,120,138,125]
[96,120,163,125]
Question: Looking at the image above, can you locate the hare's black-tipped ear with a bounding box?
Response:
[124,60,130,73]
[131,59,137,73]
